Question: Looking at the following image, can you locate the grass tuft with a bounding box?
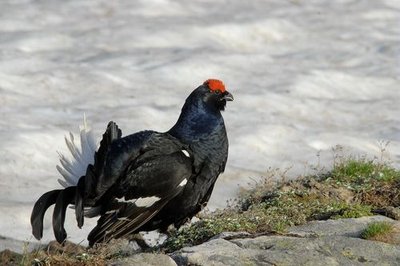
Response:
[361,221,399,245]
[361,222,394,240]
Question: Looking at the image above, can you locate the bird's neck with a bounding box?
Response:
[168,99,224,143]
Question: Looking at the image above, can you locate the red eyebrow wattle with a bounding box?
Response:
[204,79,226,93]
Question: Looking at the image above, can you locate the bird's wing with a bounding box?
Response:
[87,134,193,245]
[87,129,155,202]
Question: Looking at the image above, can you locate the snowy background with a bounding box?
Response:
[0,0,399,247]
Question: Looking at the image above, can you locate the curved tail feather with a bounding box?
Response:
[75,164,97,228]
[31,189,63,240]
[75,177,85,228]
[52,186,76,243]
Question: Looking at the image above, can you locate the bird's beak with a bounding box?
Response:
[222,91,234,101]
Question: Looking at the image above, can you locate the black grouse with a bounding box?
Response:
[31,79,233,246]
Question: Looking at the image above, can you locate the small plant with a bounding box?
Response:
[330,155,400,186]
[361,221,394,242]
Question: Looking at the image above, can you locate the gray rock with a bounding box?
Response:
[171,238,249,266]
[233,235,400,266]
[210,231,250,240]
[172,234,400,266]
[171,216,400,266]
[378,207,400,220]
[96,238,141,258]
[109,253,177,266]
[288,215,395,238]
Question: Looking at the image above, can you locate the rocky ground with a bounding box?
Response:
[169,216,400,266]
[3,215,398,265]
[2,157,400,265]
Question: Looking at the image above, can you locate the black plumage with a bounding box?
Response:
[31,79,233,246]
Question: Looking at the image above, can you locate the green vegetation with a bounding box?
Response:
[361,221,394,240]
[326,156,400,208]
[3,155,400,265]
[361,221,399,245]
[163,156,400,251]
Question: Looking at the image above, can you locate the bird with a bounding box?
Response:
[31,79,233,246]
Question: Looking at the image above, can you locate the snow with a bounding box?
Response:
[0,0,399,246]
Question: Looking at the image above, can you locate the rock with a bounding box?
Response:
[232,235,400,265]
[172,235,400,266]
[375,207,400,220]
[93,238,140,259]
[210,231,250,240]
[109,253,177,266]
[288,215,395,238]
[171,216,400,266]
[171,238,246,266]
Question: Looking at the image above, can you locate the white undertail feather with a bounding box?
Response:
[57,115,98,187]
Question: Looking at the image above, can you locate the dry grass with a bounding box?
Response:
[1,240,135,266]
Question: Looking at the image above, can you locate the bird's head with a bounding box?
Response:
[169,79,233,139]
[190,79,234,111]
